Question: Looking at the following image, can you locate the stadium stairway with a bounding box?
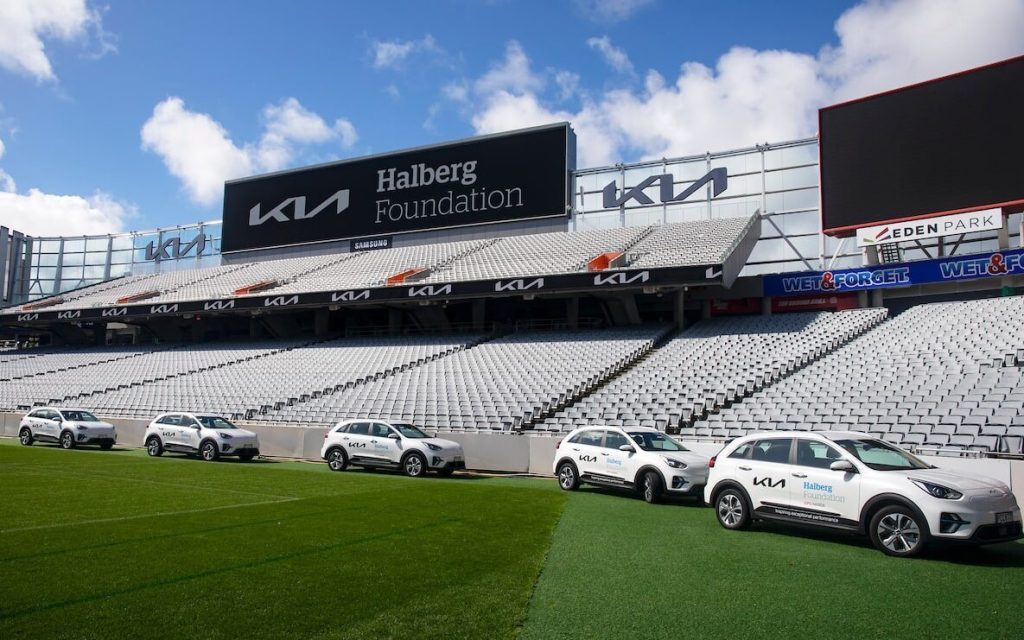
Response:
[531,309,887,435]
[518,325,675,431]
[688,296,1024,456]
[243,331,497,420]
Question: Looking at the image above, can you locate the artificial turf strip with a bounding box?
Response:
[519,486,1024,640]
[0,440,566,640]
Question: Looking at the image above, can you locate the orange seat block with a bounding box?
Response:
[587,251,623,272]
[386,268,426,286]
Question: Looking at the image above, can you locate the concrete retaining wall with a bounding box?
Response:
[2,412,1023,499]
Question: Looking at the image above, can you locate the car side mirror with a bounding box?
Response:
[830,460,856,473]
[388,433,401,440]
[618,444,635,452]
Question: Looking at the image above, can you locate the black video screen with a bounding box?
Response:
[820,56,1024,235]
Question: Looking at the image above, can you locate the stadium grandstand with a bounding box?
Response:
[2,58,1024,472]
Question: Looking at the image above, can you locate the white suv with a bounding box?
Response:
[553,426,709,503]
[18,407,117,450]
[320,419,465,477]
[705,430,1023,557]
[144,413,260,462]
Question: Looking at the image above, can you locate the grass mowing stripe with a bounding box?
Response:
[0,441,567,639]
[0,519,456,621]
[0,509,334,563]
[0,497,301,534]
[6,465,300,500]
[519,487,1024,640]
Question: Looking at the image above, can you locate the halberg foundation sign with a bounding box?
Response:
[221,123,574,253]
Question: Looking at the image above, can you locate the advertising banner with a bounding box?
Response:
[222,124,573,253]
[350,237,392,252]
[764,248,1024,296]
[855,209,1003,248]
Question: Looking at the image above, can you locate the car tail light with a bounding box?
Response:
[555,439,562,448]
[708,456,716,468]
[323,432,329,439]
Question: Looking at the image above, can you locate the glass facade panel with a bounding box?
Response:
[21,220,223,302]
[85,238,109,251]
[573,139,822,276]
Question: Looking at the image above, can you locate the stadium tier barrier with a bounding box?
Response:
[2,413,1022,492]
[22,215,756,311]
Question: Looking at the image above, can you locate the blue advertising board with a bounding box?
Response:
[763,248,1024,296]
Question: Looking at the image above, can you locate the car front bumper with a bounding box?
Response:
[221,443,260,456]
[667,471,708,495]
[929,503,1023,544]
[77,431,116,445]
[429,453,466,471]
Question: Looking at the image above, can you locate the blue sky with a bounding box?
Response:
[0,0,1022,237]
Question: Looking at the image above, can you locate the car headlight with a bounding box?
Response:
[426,443,442,451]
[663,457,687,469]
[77,425,88,430]
[911,480,963,500]
[219,432,233,439]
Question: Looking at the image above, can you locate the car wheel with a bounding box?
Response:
[557,462,579,491]
[200,441,219,462]
[146,436,163,457]
[100,441,114,451]
[402,452,426,477]
[870,505,929,557]
[326,448,347,472]
[640,470,663,504]
[18,427,33,446]
[715,488,751,530]
[59,431,75,450]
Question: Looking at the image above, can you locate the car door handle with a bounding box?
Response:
[738,466,752,471]
[601,452,609,456]
[792,473,808,478]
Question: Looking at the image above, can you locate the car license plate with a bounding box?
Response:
[996,511,1012,524]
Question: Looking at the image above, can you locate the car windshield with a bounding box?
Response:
[197,416,236,430]
[60,410,99,422]
[834,438,931,471]
[627,431,688,452]
[392,423,428,439]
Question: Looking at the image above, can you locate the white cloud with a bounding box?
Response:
[442,81,469,103]
[258,98,357,171]
[822,0,1024,101]
[0,133,15,191]
[370,34,442,70]
[0,98,128,238]
[0,189,131,236]
[0,0,112,82]
[141,97,358,206]
[475,41,544,95]
[554,70,581,101]
[456,0,1024,168]
[586,36,634,74]
[140,97,253,206]
[575,0,655,24]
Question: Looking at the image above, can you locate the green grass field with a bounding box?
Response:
[1,439,1023,639]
